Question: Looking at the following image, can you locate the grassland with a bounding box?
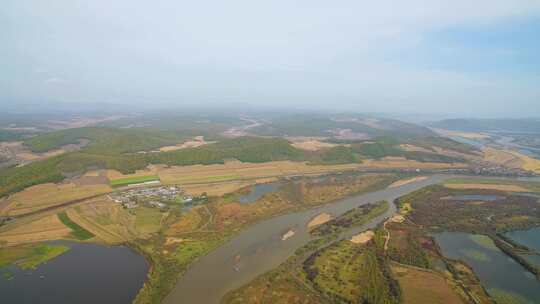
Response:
[57,211,95,240]
[0,243,69,270]
[386,222,430,268]
[304,240,399,304]
[404,185,540,232]
[110,175,160,187]
[310,200,389,237]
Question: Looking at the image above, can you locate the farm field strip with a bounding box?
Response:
[443,183,530,192]
[109,175,160,187]
[58,211,95,240]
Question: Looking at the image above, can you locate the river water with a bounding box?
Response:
[0,241,149,304]
[163,175,450,304]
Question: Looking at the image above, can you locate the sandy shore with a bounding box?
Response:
[307,212,332,228]
[388,176,427,188]
[281,229,295,241]
[350,230,374,244]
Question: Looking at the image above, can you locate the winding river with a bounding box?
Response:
[164,175,451,304]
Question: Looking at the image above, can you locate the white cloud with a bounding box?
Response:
[2,0,539,116]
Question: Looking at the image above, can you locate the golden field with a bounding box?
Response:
[508,151,540,173]
[482,147,540,173]
[1,183,112,216]
[359,157,467,169]
[444,183,530,192]
[0,214,71,245]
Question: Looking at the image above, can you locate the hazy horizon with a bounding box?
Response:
[3,1,540,117]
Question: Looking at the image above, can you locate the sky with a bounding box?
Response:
[2,0,540,117]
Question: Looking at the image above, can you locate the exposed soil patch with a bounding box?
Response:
[327,128,370,140]
[157,136,214,152]
[291,139,338,151]
[0,139,89,164]
[350,230,374,244]
[222,118,261,137]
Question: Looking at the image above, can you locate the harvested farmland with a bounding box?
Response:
[0,214,72,246]
[391,263,465,304]
[0,182,112,216]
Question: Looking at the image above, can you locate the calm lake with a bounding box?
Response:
[0,241,149,304]
[435,232,540,303]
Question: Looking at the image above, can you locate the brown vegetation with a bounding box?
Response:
[391,263,465,304]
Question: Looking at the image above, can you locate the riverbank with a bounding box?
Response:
[163,175,449,304]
